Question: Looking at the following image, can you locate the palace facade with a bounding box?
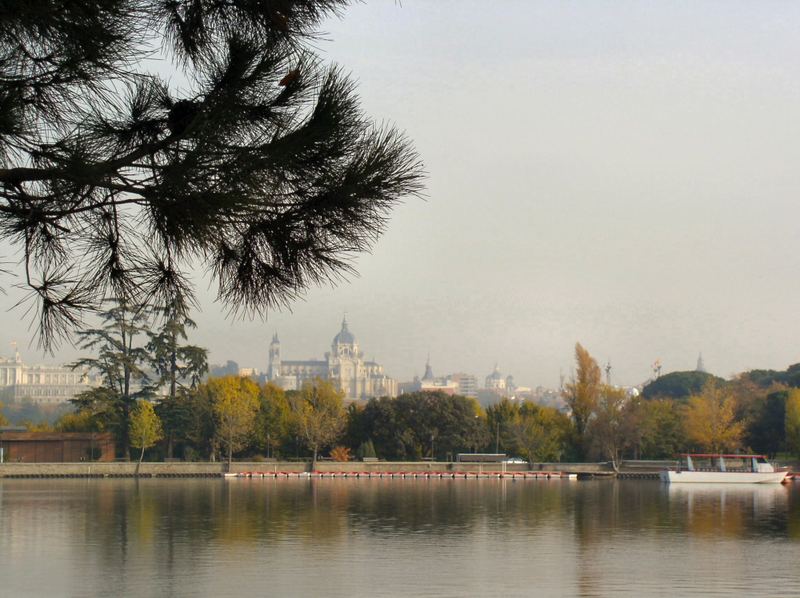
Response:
[0,350,94,404]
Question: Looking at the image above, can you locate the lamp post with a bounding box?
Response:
[430,434,435,461]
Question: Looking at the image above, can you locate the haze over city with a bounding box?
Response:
[1,1,799,388]
[4,4,800,596]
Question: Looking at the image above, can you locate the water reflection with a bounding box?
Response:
[667,483,793,539]
[1,479,799,597]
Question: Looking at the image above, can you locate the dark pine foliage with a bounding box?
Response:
[0,0,424,348]
[641,370,725,400]
[349,392,488,461]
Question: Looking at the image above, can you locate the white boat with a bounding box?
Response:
[660,454,788,484]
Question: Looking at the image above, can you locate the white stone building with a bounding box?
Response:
[0,350,93,404]
[266,318,398,400]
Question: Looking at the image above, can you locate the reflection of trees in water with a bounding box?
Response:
[567,482,793,596]
[668,484,792,539]
[8,477,799,589]
[86,479,585,544]
[566,481,794,545]
[346,480,477,535]
[343,479,577,536]
[76,479,792,550]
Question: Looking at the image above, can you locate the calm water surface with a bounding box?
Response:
[1,478,799,597]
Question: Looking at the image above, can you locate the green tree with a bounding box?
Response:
[348,392,487,462]
[637,398,686,459]
[253,383,292,459]
[586,385,631,471]
[0,0,423,350]
[485,398,522,455]
[0,402,8,426]
[147,307,208,457]
[513,402,570,463]
[642,370,725,400]
[179,387,217,461]
[205,376,260,466]
[356,439,377,460]
[745,390,787,458]
[154,390,198,459]
[684,380,744,453]
[785,389,800,458]
[424,394,487,460]
[741,364,800,389]
[347,396,402,460]
[71,299,153,459]
[563,343,602,456]
[129,400,164,468]
[56,409,105,433]
[291,378,345,468]
[147,308,208,397]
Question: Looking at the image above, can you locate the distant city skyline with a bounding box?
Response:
[1,1,800,388]
[0,317,740,393]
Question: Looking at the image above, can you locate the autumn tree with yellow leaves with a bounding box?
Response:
[563,343,602,456]
[684,380,744,453]
[291,378,346,468]
[204,376,260,466]
[785,389,800,458]
[129,400,164,469]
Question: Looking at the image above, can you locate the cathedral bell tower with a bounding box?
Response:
[267,332,281,381]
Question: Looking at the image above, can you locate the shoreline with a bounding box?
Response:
[0,460,661,479]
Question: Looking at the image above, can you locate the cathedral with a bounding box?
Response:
[266,318,398,400]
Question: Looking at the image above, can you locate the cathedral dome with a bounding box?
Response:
[333,317,356,346]
[485,364,507,390]
[487,364,503,380]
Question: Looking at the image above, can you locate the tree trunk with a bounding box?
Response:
[170,338,177,400]
[312,446,318,471]
[122,401,131,461]
[609,446,620,473]
[135,443,145,477]
[122,365,132,461]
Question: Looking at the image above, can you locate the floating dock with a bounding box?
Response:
[224,471,578,480]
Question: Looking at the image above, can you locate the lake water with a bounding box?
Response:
[1,478,799,597]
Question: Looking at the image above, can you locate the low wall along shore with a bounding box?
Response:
[0,460,669,478]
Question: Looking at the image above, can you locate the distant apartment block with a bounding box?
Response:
[0,351,94,405]
[448,372,478,399]
[400,361,478,398]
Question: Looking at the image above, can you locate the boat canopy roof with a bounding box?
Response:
[679,453,767,459]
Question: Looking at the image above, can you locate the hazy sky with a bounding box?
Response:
[3,1,800,388]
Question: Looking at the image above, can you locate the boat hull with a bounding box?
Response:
[660,470,787,484]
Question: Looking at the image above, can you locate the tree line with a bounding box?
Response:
[4,321,800,465]
[561,343,800,468]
